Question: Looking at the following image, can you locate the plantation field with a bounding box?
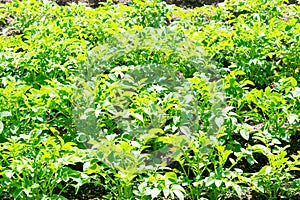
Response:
[0,0,299,199]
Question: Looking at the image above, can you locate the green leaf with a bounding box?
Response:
[0,121,3,134]
[130,113,144,122]
[233,184,242,197]
[163,187,170,198]
[62,142,77,150]
[148,128,164,135]
[1,111,12,117]
[258,166,272,176]
[215,116,224,128]
[50,127,60,136]
[251,144,271,155]
[205,177,214,187]
[240,129,249,141]
[146,188,160,199]
[173,189,184,200]
[287,114,298,124]
[215,180,222,188]
[179,126,190,135]
[292,87,300,98]
[230,70,246,76]
[245,154,257,165]
[165,172,177,182]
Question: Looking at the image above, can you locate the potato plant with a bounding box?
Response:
[0,0,299,199]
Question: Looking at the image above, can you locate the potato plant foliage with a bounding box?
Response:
[0,0,299,199]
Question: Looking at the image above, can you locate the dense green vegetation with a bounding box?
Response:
[0,0,299,199]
